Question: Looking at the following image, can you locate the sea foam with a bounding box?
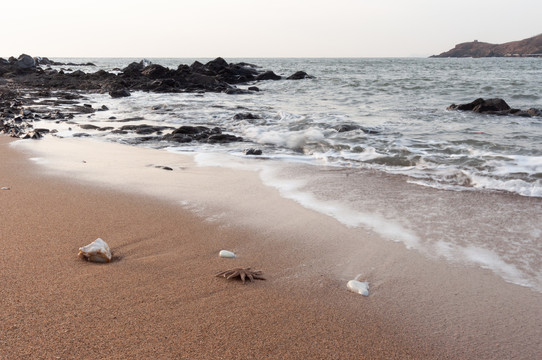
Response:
[194,152,421,250]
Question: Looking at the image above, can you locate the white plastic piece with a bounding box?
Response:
[219,250,236,258]
[78,238,112,263]
[347,280,369,296]
[1,187,10,190]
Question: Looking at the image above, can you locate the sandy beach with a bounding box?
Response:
[2,135,542,359]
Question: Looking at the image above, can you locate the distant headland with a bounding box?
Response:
[430,34,542,58]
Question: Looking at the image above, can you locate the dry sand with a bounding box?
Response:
[1,136,541,359]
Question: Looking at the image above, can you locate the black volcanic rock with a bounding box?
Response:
[287,71,314,80]
[472,98,511,113]
[447,98,510,113]
[109,89,131,98]
[187,57,259,84]
[141,64,174,79]
[244,148,263,155]
[333,124,380,134]
[207,133,243,143]
[33,57,96,66]
[16,54,36,69]
[448,98,541,117]
[172,125,216,135]
[1,54,311,98]
[163,125,242,144]
[205,57,229,73]
[233,113,261,120]
[256,71,281,81]
[334,124,360,132]
[122,60,147,77]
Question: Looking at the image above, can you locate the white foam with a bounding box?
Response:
[434,240,537,290]
[259,166,421,249]
[194,152,421,249]
[28,156,45,163]
[470,175,542,198]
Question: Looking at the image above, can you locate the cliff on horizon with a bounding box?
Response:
[431,34,542,58]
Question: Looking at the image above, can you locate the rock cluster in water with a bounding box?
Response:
[447,98,541,117]
[0,87,253,144]
[0,88,104,139]
[0,54,315,140]
[0,54,313,95]
[0,54,95,70]
[162,125,244,144]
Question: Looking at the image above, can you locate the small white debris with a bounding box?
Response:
[347,280,369,296]
[219,250,236,258]
[78,238,112,263]
[1,187,10,190]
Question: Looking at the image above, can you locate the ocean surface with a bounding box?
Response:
[29,57,542,291]
[47,57,542,197]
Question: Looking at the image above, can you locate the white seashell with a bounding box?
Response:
[78,238,112,263]
[347,280,369,296]
[219,250,236,258]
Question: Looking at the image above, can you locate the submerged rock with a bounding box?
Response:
[109,89,131,98]
[244,148,263,156]
[333,124,380,134]
[447,98,541,117]
[163,125,243,144]
[287,71,314,80]
[334,124,360,133]
[233,113,261,120]
[255,71,281,81]
[78,238,112,263]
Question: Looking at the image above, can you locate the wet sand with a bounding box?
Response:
[2,135,541,359]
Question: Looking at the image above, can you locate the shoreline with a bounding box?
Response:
[2,135,542,359]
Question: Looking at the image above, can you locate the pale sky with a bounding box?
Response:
[2,0,541,58]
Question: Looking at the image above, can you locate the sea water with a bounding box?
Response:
[26,57,542,291]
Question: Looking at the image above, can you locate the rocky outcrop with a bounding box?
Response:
[233,113,261,120]
[431,34,542,58]
[109,89,131,98]
[16,54,36,69]
[0,89,113,139]
[0,54,311,95]
[255,71,282,81]
[0,88,249,142]
[162,125,243,144]
[333,124,380,134]
[1,55,312,143]
[0,55,96,70]
[287,71,314,80]
[447,98,542,117]
[34,57,96,66]
[244,148,263,156]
